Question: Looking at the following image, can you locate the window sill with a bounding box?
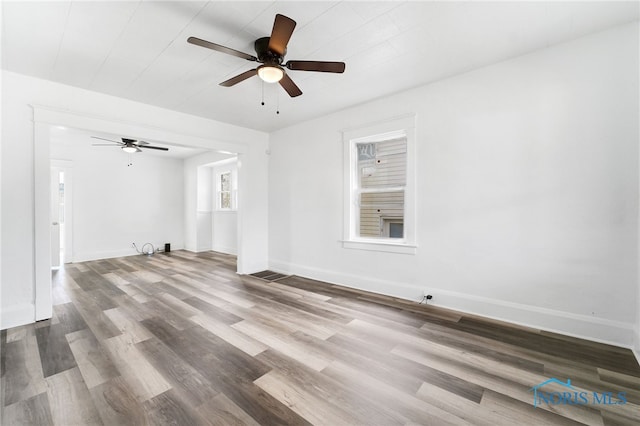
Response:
[341,239,417,254]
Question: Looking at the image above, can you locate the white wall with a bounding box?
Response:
[637,113,640,360]
[269,23,639,347]
[213,213,238,255]
[50,135,184,261]
[183,151,234,253]
[1,71,269,330]
[211,159,238,255]
[196,166,213,252]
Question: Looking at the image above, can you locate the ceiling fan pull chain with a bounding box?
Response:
[276,86,280,115]
[261,80,265,106]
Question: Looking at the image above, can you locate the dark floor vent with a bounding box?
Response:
[250,270,289,281]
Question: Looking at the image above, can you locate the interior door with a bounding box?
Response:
[50,169,61,268]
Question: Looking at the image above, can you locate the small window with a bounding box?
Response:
[217,171,236,210]
[343,115,416,254]
[356,138,406,238]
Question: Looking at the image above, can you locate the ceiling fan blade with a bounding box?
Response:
[139,145,169,151]
[134,141,149,146]
[279,73,302,97]
[188,36,257,61]
[91,136,123,145]
[285,60,345,73]
[268,14,296,56]
[220,69,258,87]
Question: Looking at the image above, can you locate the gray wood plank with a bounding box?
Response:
[3,250,639,425]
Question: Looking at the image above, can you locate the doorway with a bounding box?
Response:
[51,160,73,267]
[33,108,267,323]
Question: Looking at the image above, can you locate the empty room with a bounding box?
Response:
[1,1,639,425]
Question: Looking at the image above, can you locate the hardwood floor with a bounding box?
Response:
[2,250,639,425]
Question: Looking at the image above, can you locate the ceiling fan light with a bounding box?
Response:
[257,65,284,83]
[122,146,137,153]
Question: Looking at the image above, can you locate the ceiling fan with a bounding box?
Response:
[187,14,345,97]
[91,136,169,153]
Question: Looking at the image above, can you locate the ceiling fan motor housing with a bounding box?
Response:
[187,14,344,97]
[255,37,284,65]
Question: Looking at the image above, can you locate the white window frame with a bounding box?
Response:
[216,169,237,211]
[342,114,417,254]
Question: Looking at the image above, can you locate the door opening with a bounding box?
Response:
[50,170,62,268]
[51,161,73,267]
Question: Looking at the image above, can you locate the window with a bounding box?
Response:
[219,172,232,209]
[356,138,406,239]
[343,115,416,254]
[216,170,237,210]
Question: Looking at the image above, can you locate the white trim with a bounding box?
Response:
[269,259,636,349]
[634,330,640,366]
[183,248,202,253]
[32,105,251,327]
[1,304,35,330]
[212,245,238,255]
[214,166,238,211]
[73,250,137,263]
[34,122,52,321]
[341,113,417,139]
[72,247,185,263]
[342,114,417,251]
[237,257,269,275]
[425,286,636,349]
[31,105,249,154]
[341,240,417,254]
[207,157,237,167]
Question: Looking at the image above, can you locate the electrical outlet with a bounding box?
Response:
[419,291,433,304]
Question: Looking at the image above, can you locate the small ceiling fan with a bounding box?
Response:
[187,14,345,97]
[91,136,169,153]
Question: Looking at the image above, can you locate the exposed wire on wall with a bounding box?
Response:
[132,242,155,256]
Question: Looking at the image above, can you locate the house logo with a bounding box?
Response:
[530,378,627,408]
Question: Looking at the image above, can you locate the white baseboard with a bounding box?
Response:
[185,247,213,253]
[238,259,269,275]
[73,248,138,262]
[1,303,35,330]
[270,260,636,349]
[73,245,184,262]
[423,287,635,349]
[212,245,237,255]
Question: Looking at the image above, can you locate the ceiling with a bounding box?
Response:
[50,126,212,159]
[2,1,638,132]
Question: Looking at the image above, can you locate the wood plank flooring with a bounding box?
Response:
[2,250,639,425]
